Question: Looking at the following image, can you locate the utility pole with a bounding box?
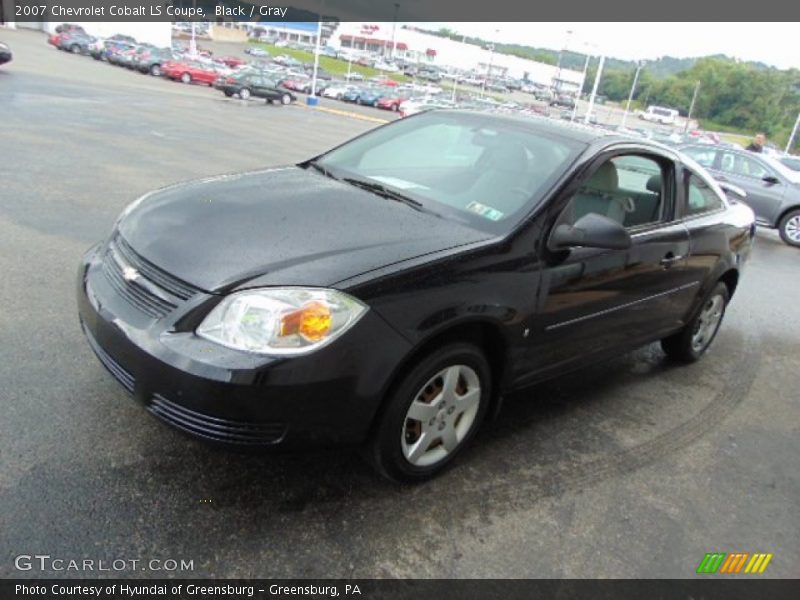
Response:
[571,49,592,123]
[684,81,700,133]
[389,3,400,59]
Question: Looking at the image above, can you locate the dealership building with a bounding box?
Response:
[332,23,585,89]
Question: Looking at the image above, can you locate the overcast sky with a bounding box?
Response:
[424,23,800,70]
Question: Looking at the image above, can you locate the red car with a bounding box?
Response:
[163,60,219,85]
[216,56,246,68]
[280,78,310,92]
[376,94,408,112]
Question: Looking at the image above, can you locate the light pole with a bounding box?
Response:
[684,81,700,133]
[308,0,324,103]
[785,112,800,154]
[480,28,499,99]
[621,60,645,129]
[389,3,400,60]
[585,54,605,125]
[553,29,572,93]
[571,43,594,122]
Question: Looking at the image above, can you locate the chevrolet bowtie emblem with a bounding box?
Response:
[122,266,139,282]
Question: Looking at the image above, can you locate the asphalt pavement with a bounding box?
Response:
[1,28,798,579]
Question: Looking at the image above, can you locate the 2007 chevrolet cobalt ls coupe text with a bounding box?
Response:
[78,111,755,481]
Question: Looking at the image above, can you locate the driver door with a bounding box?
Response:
[525,151,695,376]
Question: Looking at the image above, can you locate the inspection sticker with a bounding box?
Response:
[466,201,504,221]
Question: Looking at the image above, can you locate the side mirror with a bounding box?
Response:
[550,213,632,251]
[718,181,747,200]
[762,175,780,185]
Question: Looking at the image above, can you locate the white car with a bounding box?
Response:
[322,84,355,99]
[344,71,365,81]
[373,60,399,73]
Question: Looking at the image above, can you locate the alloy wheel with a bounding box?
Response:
[783,214,800,243]
[691,294,725,354]
[401,365,481,467]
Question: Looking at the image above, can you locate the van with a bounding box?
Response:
[639,106,679,125]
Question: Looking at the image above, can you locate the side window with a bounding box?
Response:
[684,171,724,216]
[558,154,666,230]
[719,152,771,179]
[682,146,717,168]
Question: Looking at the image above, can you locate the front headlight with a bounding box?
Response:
[196,288,367,355]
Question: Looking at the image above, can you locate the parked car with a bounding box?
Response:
[680,144,800,246]
[78,111,754,482]
[245,47,270,58]
[376,93,408,112]
[214,73,295,104]
[135,48,175,77]
[357,87,390,107]
[216,56,246,69]
[344,71,365,81]
[321,84,357,100]
[0,41,11,66]
[56,31,95,54]
[272,54,302,68]
[550,94,576,109]
[341,87,366,103]
[163,60,219,86]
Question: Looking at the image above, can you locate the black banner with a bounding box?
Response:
[6,0,800,22]
[3,579,800,600]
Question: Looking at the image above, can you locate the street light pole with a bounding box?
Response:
[553,29,572,93]
[684,81,700,133]
[585,54,605,125]
[621,60,644,129]
[571,47,592,122]
[389,3,399,60]
[785,112,800,154]
[480,42,495,99]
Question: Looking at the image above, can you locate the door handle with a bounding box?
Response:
[660,253,685,268]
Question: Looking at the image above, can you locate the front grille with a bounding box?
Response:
[148,394,287,445]
[102,233,201,318]
[82,322,135,394]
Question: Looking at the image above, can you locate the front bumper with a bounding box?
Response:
[77,242,412,448]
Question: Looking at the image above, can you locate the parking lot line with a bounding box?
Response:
[296,103,392,124]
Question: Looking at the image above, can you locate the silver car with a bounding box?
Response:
[680,144,800,247]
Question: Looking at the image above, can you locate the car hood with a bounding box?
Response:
[118,167,490,293]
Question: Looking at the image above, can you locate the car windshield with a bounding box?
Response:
[314,111,584,232]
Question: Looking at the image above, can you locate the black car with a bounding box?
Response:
[77,111,755,481]
[214,73,296,104]
[0,41,11,66]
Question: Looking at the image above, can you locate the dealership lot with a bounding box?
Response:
[1,28,798,578]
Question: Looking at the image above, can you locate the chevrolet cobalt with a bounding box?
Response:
[78,111,755,481]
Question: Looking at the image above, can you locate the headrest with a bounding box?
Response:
[646,174,662,193]
[586,161,618,193]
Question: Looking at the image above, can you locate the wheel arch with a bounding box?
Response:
[367,318,511,438]
[776,204,800,229]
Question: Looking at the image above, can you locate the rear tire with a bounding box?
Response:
[661,282,730,363]
[180,72,191,84]
[366,343,491,482]
[70,44,81,54]
[280,93,292,105]
[239,87,251,100]
[223,90,234,97]
[778,209,800,247]
[150,64,161,77]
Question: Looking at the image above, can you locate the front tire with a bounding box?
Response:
[778,209,800,247]
[280,93,292,105]
[367,343,491,482]
[150,64,161,77]
[239,87,251,100]
[180,72,191,84]
[70,44,81,54]
[661,282,730,362]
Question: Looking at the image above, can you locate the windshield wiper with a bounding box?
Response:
[303,160,338,180]
[342,177,440,216]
